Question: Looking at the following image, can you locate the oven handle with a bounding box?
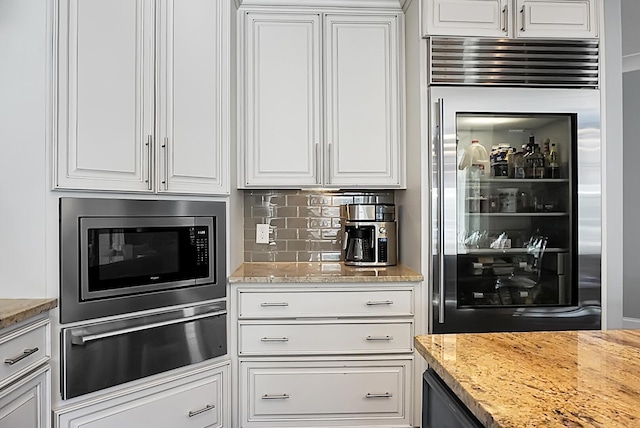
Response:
[70,309,227,346]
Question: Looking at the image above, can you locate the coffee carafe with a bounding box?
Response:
[341,204,397,266]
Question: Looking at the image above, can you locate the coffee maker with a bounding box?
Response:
[341,204,397,266]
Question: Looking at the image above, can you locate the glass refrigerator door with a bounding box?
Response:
[455,113,576,308]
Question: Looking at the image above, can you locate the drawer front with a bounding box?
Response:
[0,318,50,388]
[241,360,412,427]
[58,369,224,428]
[238,289,413,318]
[239,320,413,356]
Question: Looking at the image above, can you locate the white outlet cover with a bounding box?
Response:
[256,224,270,244]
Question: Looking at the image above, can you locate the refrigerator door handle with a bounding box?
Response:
[436,97,446,324]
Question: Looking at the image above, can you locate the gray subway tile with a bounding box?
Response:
[321,206,341,217]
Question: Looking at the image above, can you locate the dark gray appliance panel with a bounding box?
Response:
[61,302,227,399]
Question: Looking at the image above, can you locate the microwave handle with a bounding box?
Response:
[70,309,226,346]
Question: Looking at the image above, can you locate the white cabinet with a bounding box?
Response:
[240,359,411,427]
[232,283,416,427]
[54,361,230,428]
[0,366,50,428]
[238,9,405,189]
[55,0,229,194]
[0,316,52,428]
[422,0,598,39]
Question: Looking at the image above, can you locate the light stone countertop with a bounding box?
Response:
[229,262,423,283]
[415,330,640,427]
[0,298,57,330]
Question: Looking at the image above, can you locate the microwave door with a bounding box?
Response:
[80,216,201,301]
[429,86,601,333]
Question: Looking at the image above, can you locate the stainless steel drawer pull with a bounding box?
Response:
[5,347,38,365]
[366,300,394,306]
[366,392,393,398]
[261,337,289,342]
[70,309,227,345]
[260,302,289,307]
[262,394,289,400]
[366,335,393,341]
[188,404,215,417]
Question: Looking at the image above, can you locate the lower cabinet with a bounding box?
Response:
[232,283,418,427]
[54,361,230,428]
[422,368,483,428]
[0,365,50,428]
[240,358,412,427]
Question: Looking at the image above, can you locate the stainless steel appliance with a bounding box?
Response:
[341,204,397,266]
[429,38,601,333]
[59,198,227,324]
[61,301,227,399]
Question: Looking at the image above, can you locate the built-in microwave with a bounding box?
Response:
[60,198,227,324]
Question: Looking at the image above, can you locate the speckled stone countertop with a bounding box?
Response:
[0,299,57,330]
[416,331,640,427]
[229,262,423,283]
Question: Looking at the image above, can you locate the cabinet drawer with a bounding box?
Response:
[239,320,413,356]
[0,318,50,389]
[241,359,412,427]
[238,288,413,318]
[54,364,227,428]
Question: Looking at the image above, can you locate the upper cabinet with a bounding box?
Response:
[422,0,599,39]
[238,8,405,189]
[55,0,230,195]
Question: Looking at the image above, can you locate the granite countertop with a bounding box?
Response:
[229,262,423,283]
[415,330,640,427]
[0,298,58,330]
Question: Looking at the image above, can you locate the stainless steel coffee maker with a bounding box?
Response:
[341,204,397,266]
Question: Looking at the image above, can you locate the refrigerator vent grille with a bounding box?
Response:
[429,37,599,88]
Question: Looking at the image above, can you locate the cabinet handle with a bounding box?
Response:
[4,347,38,365]
[260,302,289,307]
[315,142,320,185]
[502,5,508,33]
[262,394,289,400]
[366,300,394,306]
[162,136,168,190]
[327,142,333,185]
[188,404,215,417]
[520,6,525,32]
[145,135,153,190]
[366,335,393,341]
[260,337,289,342]
[366,392,393,399]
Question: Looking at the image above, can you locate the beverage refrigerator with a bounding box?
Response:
[427,38,602,333]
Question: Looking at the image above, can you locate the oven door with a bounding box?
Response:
[80,216,214,301]
[61,301,227,399]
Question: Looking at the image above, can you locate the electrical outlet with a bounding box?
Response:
[256,224,270,244]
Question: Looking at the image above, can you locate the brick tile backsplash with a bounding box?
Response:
[243,190,394,263]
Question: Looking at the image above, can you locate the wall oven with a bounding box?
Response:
[59,198,227,324]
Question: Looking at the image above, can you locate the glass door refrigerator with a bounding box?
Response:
[429,86,601,334]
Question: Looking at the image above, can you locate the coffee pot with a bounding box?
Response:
[341,204,397,266]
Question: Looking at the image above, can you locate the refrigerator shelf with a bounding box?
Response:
[461,248,567,254]
[465,212,568,217]
[477,178,570,184]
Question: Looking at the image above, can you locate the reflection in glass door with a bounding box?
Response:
[455,113,576,308]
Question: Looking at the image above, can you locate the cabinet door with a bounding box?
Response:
[422,0,509,37]
[0,366,50,428]
[516,0,598,39]
[324,14,404,188]
[56,0,154,192]
[241,12,322,187]
[157,0,229,194]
